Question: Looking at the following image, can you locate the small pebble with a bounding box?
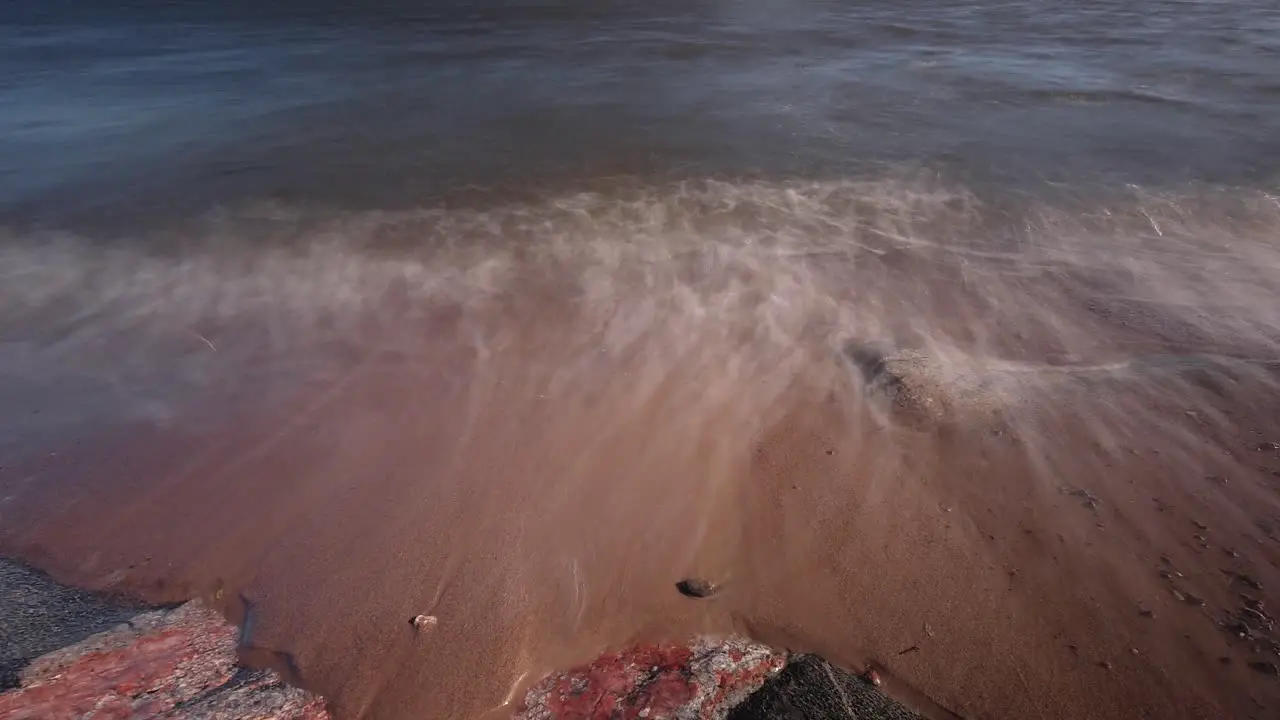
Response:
[676,578,717,598]
[1139,609,1155,619]
[863,668,883,687]
[1257,442,1279,452]
[411,614,438,631]
[1248,661,1279,676]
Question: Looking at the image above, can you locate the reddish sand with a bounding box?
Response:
[3,240,1280,719]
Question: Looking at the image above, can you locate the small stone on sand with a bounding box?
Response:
[676,579,717,598]
[411,614,438,631]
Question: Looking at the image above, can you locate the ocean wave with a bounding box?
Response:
[1,176,1278,427]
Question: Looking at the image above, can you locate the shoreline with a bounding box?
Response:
[0,556,933,719]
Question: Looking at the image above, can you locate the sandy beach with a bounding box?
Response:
[3,3,1280,718]
[2,181,1279,719]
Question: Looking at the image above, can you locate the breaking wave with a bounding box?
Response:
[2,174,1280,470]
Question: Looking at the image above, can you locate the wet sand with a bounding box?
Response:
[2,184,1280,719]
[7,343,1280,720]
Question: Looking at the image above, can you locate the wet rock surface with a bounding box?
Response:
[0,558,330,720]
[1,559,149,691]
[515,637,786,720]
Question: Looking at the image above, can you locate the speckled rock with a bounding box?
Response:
[0,598,329,720]
[515,637,787,720]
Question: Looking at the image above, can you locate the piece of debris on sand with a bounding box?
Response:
[515,637,787,720]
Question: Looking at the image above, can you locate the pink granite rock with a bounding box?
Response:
[515,637,787,720]
[2,589,783,720]
[0,600,330,720]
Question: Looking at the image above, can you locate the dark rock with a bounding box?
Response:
[729,655,925,720]
[676,578,717,598]
[1247,661,1279,676]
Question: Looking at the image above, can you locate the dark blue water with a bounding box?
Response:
[2,0,1278,228]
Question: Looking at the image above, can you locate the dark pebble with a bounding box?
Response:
[676,578,717,598]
